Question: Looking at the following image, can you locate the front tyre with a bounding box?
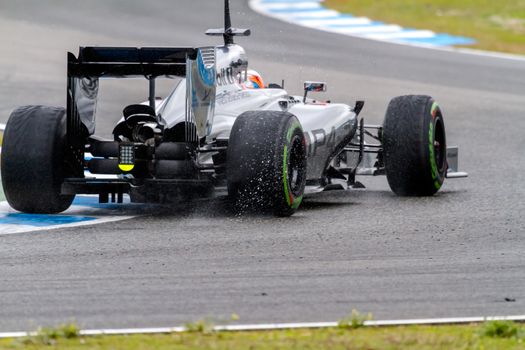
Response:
[227,111,307,217]
[1,105,75,213]
[383,95,447,196]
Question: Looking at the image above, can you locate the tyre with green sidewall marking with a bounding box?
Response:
[383,95,447,196]
[227,111,307,216]
[1,105,75,213]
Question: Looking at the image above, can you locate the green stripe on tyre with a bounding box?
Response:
[431,102,439,118]
[283,144,291,207]
[428,122,442,190]
[292,195,303,209]
[283,121,303,208]
[282,144,304,209]
[287,121,301,142]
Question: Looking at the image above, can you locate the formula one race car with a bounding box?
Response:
[1,0,467,217]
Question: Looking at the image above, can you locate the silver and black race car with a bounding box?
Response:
[1,0,467,217]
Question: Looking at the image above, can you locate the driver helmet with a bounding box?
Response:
[244,69,265,89]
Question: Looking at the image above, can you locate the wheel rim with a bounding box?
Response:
[433,117,446,174]
[288,135,306,196]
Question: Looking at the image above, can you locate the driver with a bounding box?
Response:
[244,69,265,89]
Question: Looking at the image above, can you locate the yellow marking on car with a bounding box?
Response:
[118,164,134,172]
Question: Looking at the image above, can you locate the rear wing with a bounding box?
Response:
[66,46,216,143]
[67,46,197,78]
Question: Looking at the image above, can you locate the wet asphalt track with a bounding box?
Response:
[0,0,525,331]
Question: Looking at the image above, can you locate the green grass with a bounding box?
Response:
[19,323,81,346]
[2,322,525,350]
[324,0,525,55]
[337,309,373,329]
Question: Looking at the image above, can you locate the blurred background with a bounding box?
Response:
[325,0,525,54]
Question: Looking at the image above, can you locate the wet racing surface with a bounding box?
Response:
[0,0,524,331]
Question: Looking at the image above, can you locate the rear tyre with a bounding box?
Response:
[1,105,75,213]
[383,95,447,196]
[227,111,307,217]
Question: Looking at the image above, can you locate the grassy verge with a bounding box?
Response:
[324,0,525,55]
[1,321,524,349]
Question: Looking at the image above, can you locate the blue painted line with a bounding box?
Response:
[401,34,476,46]
[268,8,324,14]
[298,14,356,20]
[293,15,352,21]
[0,195,135,232]
[325,21,384,28]
[329,14,354,19]
[0,213,96,227]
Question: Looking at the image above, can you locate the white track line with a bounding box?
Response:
[297,17,372,26]
[2,315,525,338]
[284,10,340,18]
[0,212,136,235]
[365,30,436,40]
[262,2,321,10]
[331,25,403,35]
